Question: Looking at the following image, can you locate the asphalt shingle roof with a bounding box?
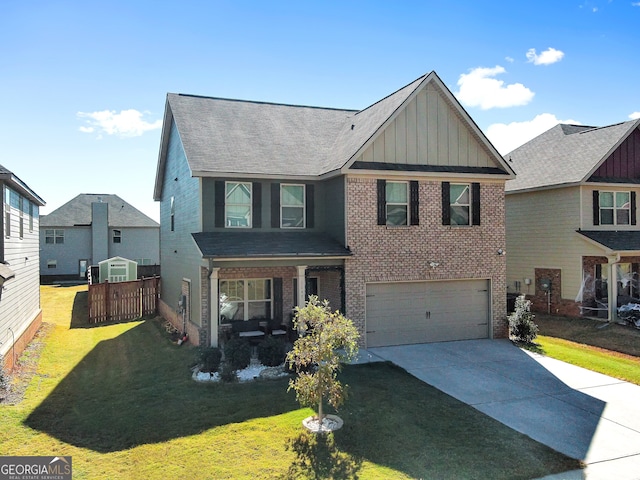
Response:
[192,231,352,258]
[577,230,640,252]
[40,194,159,228]
[505,120,640,192]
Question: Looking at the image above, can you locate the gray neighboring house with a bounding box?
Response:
[154,71,514,348]
[0,164,45,373]
[40,194,159,282]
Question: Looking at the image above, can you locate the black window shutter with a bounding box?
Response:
[271,183,280,228]
[593,190,600,226]
[306,184,315,228]
[472,182,481,226]
[215,181,225,228]
[377,179,386,225]
[632,191,637,226]
[442,182,451,225]
[273,277,283,321]
[252,182,262,228]
[410,180,419,226]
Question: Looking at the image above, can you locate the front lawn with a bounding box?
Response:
[0,285,581,479]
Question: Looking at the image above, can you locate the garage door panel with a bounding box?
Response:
[366,280,489,347]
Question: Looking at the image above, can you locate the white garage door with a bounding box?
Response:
[366,279,490,347]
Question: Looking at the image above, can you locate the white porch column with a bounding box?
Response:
[607,255,620,322]
[296,265,307,308]
[209,267,220,347]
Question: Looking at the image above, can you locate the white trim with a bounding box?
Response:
[280,183,306,229]
[224,181,252,228]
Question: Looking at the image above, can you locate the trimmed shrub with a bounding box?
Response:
[223,337,251,370]
[199,347,222,373]
[219,361,238,383]
[508,295,539,344]
[257,336,286,367]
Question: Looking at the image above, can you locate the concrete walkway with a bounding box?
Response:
[356,339,640,480]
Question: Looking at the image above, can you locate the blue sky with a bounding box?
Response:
[2,0,640,222]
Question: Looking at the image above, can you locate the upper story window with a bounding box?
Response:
[449,184,471,226]
[170,196,175,232]
[599,191,630,225]
[377,180,419,226]
[385,181,409,226]
[45,229,64,244]
[281,184,305,228]
[113,229,122,243]
[225,182,252,228]
[442,182,481,226]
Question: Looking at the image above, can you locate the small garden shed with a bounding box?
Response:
[98,256,138,283]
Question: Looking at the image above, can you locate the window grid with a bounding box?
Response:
[450,184,471,226]
[219,278,272,321]
[599,191,630,226]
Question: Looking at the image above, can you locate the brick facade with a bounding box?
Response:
[345,177,508,345]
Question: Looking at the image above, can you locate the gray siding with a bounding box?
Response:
[319,176,345,243]
[109,227,160,264]
[159,120,203,325]
[1,186,41,359]
[40,227,92,277]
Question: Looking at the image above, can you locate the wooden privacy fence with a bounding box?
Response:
[88,276,161,323]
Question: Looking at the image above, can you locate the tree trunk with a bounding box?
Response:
[318,395,323,425]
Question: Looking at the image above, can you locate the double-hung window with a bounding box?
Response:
[449,184,471,226]
[599,191,630,225]
[113,229,122,243]
[225,182,252,227]
[45,229,64,244]
[385,181,409,226]
[281,184,305,228]
[219,279,272,321]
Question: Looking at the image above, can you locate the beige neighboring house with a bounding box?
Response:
[154,71,515,348]
[505,119,640,321]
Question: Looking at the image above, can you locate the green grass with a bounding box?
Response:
[529,314,640,385]
[0,285,582,479]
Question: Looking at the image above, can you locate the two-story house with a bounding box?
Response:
[40,193,160,282]
[153,71,515,348]
[505,119,640,321]
[0,164,45,372]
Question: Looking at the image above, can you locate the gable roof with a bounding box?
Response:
[0,164,45,206]
[505,119,640,193]
[154,71,513,199]
[40,194,159,228]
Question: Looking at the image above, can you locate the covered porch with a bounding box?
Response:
[577,231,640,325]
[192,231,351,347]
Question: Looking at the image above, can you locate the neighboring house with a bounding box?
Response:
[40,194,159,282]
[0,164,45,372]
[505,119,640,320]
[153,71,515,348]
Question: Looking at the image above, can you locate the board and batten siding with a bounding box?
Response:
[506,186,602,301]
[159,119,204,326]
[357,83,496,169]
[0,193,41,359]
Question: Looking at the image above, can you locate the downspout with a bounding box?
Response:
[607,253,621,323]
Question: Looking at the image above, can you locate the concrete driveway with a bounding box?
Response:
[362,339,640,480]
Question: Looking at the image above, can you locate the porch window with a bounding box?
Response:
[225,182,252,227]
[219,278,272,321]
[596,262,639,302]
[599,191,630,225]
[281,184,305,228]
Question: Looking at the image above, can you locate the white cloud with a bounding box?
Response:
[505,56,515,63]
[526,47,565,65]
[77,109,162,137]
[633,2,640,6]
[455,66,534,110]
[486,113,581,155]
[630,112,640,120]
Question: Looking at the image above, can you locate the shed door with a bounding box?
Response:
[365,280,489,348]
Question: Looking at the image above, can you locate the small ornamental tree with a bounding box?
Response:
[287,296,359,428]
[508,294,539,344]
